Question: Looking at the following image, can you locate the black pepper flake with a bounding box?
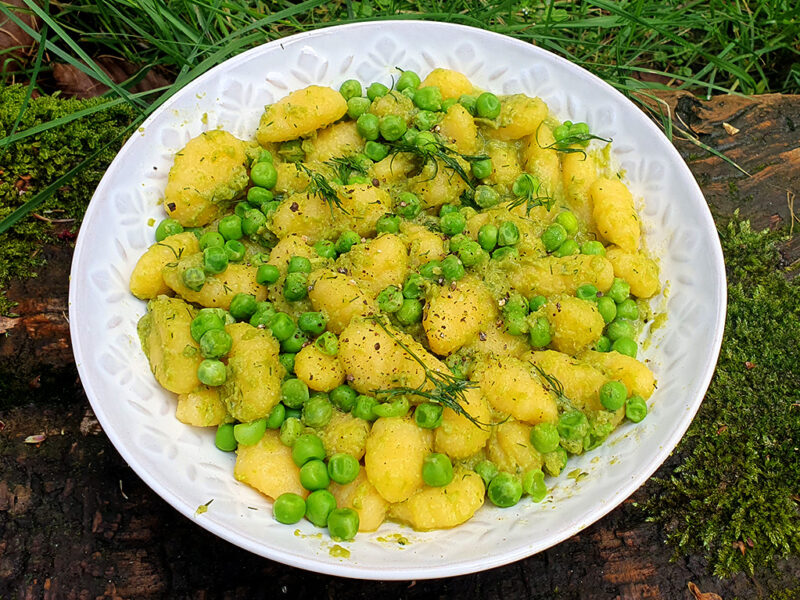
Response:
[371,178,380,187]
[479,332,487,341]
[290,202,299,212]
[167,202,176,212]
[374,343,381,350]
[338,267,349,274]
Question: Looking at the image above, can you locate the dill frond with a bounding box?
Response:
[294,163,348,215]
[387,140,488,189]
[325,155,368,184]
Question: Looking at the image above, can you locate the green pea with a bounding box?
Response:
[438,211,465,237]
[487,472,523,507]
[458,240,485,268]
[607,278,631,303]
[182,266,206,291]
[283,272,308,301]
[292,433,326,466]
[512,173,538,198]
[315,331,339,356]
[298,312,327,335]
[347,96,371,119]
[413,110,438,131]
[396,298,423,325]
[528,295,547,312]
[155,218,183,242]
[217,215,242,241]
[403,273,425,299]
[505,310,528,336]
[234,418,267,446]
[554,239,579,257]
[422,453,454,487]
[215,423,237,452]
[234,201,249,219]
[283,406,300,420]
[439,204,459,216]
[313,240,337,260]
[441,98,457,111]
[199,231,225,251]
[197,359,226,386]
[202,246,228,275]
[474,185,499,208]
[302,394,333,428]
[273,492,306,524]
[379,114,407,141]
[366,82,388,101]
[401,127,419,145]
[616,299,639,320]
[286,256,310,274]
[228,293,257,320]
[576,284,599,302]
[555,211,579,236]
[476,92,501,118]
[364,140,388,162]
[335,230,360,254]
[626,395,647,422]
[553,123,569,141]
[352,394,378,421]
[339,79,362,100]
[477,224,498,251]
[414,402,443,429]
[282,378,310,409]
[256,148,273,163]
[522,469,547,502]
[440,255,465,281]
[414,86,442,111]
[199,328,232,359]
[396,69,421,91]
[558,410,590,441]
[330,385,357,413]
[269,312,295,341]
[242,209,267,237]
[418,260,441,281]
[497,221,520,246]
[530,422,560,453]
[528,317,551,348]
[247,187,273,208]
[327,508,359,541]
[223,240,245,262]
[279,417,304,447]
[395,191,421,219]
[305,489,337,528]
[471,158,492,179]
[251,161,278,189]
[185,227,203,239]
[492,246,519,261]
[251,252,270,266]
[281,329,308,353]
[356,113,380,141]
[279,352,296,375]
[414,130,437,151]
[597,296,618,323]
[456,94,476,115]
[373,397,410,418]
[600,381,627,411]
[607,318,635,341]
[612,337,638,358]
[541,223,567,252]
[328,453,360,485]
[376,214,400,234]
[299,459,330,491]
[377,285,404,313]
[595,335,612,352]
[580,240,606,255]
[474,460,499,487]
[265,404,286,429]
[190,309,225,341]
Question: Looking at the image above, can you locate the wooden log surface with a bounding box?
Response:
[1,91,799,599]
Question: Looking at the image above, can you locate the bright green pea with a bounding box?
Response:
[414,130,437,150]
[327,453,360,485]
[440,255,465,281]
[283,272,308,301]
[269,312,295,341]
[314,239,337,260]
[440,211,466,236]
[403,273,425,299]
[616,299,639,320]
[522,469,547,502]
[497,221,520,246]
[330,385,357,412]
[251,161,278,189]
[529,295,547,312]
[247,186,273,207]
[379,114,407,141]
[471,158,492,179]
[366,82,388,101]
[553,123,569,141]
[458,240,484,267]
[242,209,267,236]
[414,86,442,111]
[413,110,438,131]
[273,492,306,524]
[553,239,579,257]
[327,508,359,541]
[292,433,326,467]
[512,173,538,198]
[234,418,267,446]
[302,394,333,428]
[218,215,243,241]
[478,224,499,251]
[530,422,560,453]
[373,397,410,418]
[505,310,528,336]
[191,309,225,342]
[414,402,443,429]
[364,140,388,162]
[555,211,579,236]
[607,278,631,303]
[600,381,628,411]
[339,79,362,100]
[197,359,226,386]
[612,337,638,358]
[597,296,618,323]
[215,423,237,452]
[441,98,457,111]
[543,447,568,477]
[377,285,404,313]
[229,293,257,320]
[182,266,206,291]
[356,113,380,140]
[448,233,468,255]
[492,246,519,261]
[458,94,477,115]
[155,218,183,242]
[279,352,296,375]
[376,214,400,234]
[607,318,635,341]
[279,417,304,447]
[528,317,551,348]
[396,70,420,92]
[474,185,499,208]
[541,223,567,252]
[576,284,599,302]
[347,97,371,119]
[476,92,501,118]
[474,460,499,487]
[335,230,360,253]
[422,453,454,487]
[558,410,590,440]
[395,192,421,219]
[487,472,523,507]
[581,240,606,255]
[234,202,249,219]
[281,329,308,353]
[305,489,337,527]
[287,256,311,274]
[250,304,276,328]
[203,246,228,274]
[282,378,309,409]
[595,335,612,352]
[352,394,378,421]
[401,127,419,145]
[418,260,441,281]
[439,204,459,216]
[199,328,232,359]
[298,312,327,335]
[224,239,245,262]
[396,298,423,325]
[299,459,330,491]
[626,395,647,422]
[265,404,286,429]
[199,231,225,251]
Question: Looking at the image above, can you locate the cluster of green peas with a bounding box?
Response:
[576,277,640,358]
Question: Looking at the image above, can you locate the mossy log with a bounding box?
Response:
[0,92,799,598]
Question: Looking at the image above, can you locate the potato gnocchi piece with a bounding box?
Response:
[433,388,492,460]
[562,150,599,227]
[137,295,202,395]
[522,123,563,201]
[294,343,346,392]
[163,130,253,227]
[605,247,661,299]
[319,411,370,461]
[235,430,306,499]
[308,270,375,335]
[176,386,229,427]
[486,420,543,475]
[543,294,605,355]
[338,233,408,298]
[365,417,433,503]
[486,141,523,188]
[369,152,417,185]
[438,103,479,154]
[369,91,415,122]
[465,320,530,359]
[274,161,311,194]
[526,350,607,412]
[411,158,469,210]
[130,232,200,299]
[256,85,347,144]
[402,222,447,269]
[388,469,484,531]
[591,178,640,252]
[485,95,548,141]
[509,254,615,297]
[305,121,365,163]
[579,350,657,399]
[476,357,558,425]
[162,254,266,310]
[329,469,388,532]
[419,68,474,100]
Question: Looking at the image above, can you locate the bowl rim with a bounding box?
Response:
[69,19,727,580]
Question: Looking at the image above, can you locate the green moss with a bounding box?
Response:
[0,86,135,314]
[643,216,800,576]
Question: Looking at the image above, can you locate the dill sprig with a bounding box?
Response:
[535,121,612,159]
[531,364,575,412]
[369,316,486,428]
[325,155,369,184]
[387,140,488,189]
[505,173,556,214]
[294,162,348,215]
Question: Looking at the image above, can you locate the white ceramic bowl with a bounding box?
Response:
[69,20,726,580]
